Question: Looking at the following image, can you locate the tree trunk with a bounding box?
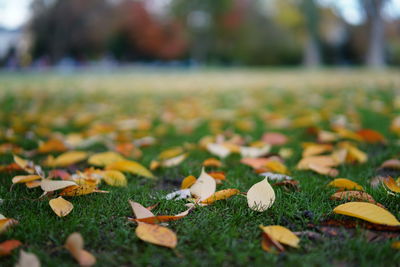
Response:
[363,0,386,68]
[302,0,321,67]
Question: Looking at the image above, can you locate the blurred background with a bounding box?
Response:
[1,0,400,70]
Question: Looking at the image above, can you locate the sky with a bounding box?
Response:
[0,0,400,30]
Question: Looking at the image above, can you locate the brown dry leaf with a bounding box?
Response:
[333,202,400,226]
[101,170,127,187]
[181,175,197,189]
[190,168,216,200]
[131,207,192,224]
[330,191,378,205]
[106,160,155,179]
[135,222,177,248]
[88,151,125,166]
[38,139,67,153]
[356,129,386,144]
[15,250,40,267]
[49,197,73,217]
[262,132,288,146]
[261,232,285,253]
[328,178,364,191]
[0,240,22,256]
[201,189,240,204]
[247,178,275,212]
[59,184,97,197]
[40,180,77,192]
[383,177,400,194]
[46,151,88,167]
[12,175,41,184]
[65,232,96,267]
[202,158,222,168]
[259,225,300,248]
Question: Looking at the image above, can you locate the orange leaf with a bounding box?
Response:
[202,158,222,167]
[59,184,97,197]
[357,129,386,143]
[181,175,197,189]
[0,240,22,256]
[383,177,400,194]
[201,189,240,204]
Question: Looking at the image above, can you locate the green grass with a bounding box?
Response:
[1,69,400,266]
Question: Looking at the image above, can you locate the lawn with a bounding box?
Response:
[1,69,400,266]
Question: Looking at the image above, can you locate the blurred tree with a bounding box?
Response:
[362,0,387,68]
[301,0,322,66]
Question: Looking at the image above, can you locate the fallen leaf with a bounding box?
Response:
[392,241,400,249]
[59,184,97,196]
[264,161,289,175]
[201,189,240,204]
[13,155,35,174]
[0,240,22,256]
[262,132,288,146]
[131,208,192,224]
[380,159,400,169]
[308,163,338,177]
[135,222,177,248]
[46,151,88,167]
[261,232,285,253]
[101,170,127,186]
[88,151,125,166]
[165,189,192,200]
[383,177,400,194]
[181,175,197,189]
[160,153,187,168]
[302,143,333,157]
[328,178,364,191]
[241,157,282,170]
[129,200,155,219]
[40,180,77,192]
[357,129,386,144]
[206,143,231,158]
[49,197,73,217]
[247,177,275,212]
[240,144,271,158]
[333,202,400,226]
[202,158,222,168]
[297,155,337,170]
[190,168,216,200]
[15,250,40,267]
[106,160,155,179]
[158,147,184,160]
[330,191,378,205]
[12,175,41,184]
[65,232,96,267]
[38,139,67,153]
[259,225,300,248]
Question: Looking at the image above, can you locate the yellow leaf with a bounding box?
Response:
[333,202,400,226]
[101,170,127,187]
[201,189,240,204]
[106,160,155,179]
[259,225,300,248]
[190,168,216,200]
[302,143,333,157]
[158,147,184,160]
[47,151,88,167]
[296,155,337,170]
[12,175,41,184]
[38,139,67,154]
[308,163,338,177]
[202,158,223,167]
[135,222,177,248]
[328,178,364,191]
[181,175,197,189]
[49,197,73,217]
[59,184,97,197]
[13,155,35,174]
[40,180,77,192]
[65,232,96,267]
[161,153,187,168]
[247,178,275,212]
[88,151,125,166]
[265,161,289,175]
[392,241,400,250]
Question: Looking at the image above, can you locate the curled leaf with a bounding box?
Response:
[383,177,400,194]
[59,184,97,197]
[328,178,364,191]
[260,225,300,248]
[333,202,400,226]
[12,175,41,184]
[101,170,127,187]
[190,168,216,201]
[40,180,77,192]
[181,175,197,189]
